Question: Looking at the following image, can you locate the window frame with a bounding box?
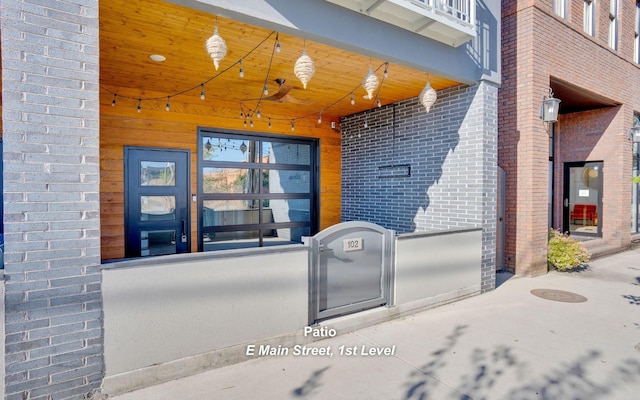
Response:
[197,128,320,251]
[583,0,595,36]
[608,0,618,50]
[552,0,567,19]
[635,0,640,63]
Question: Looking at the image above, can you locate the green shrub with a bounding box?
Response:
[547,229,591,271]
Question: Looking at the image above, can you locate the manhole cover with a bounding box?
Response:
[530,289,587,303]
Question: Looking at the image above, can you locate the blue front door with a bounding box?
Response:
[125,147,190,258]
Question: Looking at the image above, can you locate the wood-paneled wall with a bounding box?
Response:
[100,86,341,261]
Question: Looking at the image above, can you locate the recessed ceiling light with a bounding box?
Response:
[149,54,166,62]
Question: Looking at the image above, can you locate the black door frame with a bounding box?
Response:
[124,146,191,258]
[562,161,603,237]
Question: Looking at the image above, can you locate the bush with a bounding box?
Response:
[547,229,591,271]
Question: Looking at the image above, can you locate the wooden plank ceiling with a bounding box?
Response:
[99,0,461,120]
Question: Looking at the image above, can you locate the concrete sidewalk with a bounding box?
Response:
[109,249,640,400]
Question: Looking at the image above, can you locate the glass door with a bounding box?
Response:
[563,161,603,237]
[125,147,190,257]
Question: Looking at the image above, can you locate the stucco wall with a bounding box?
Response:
[101,246,309,388]
[395,229,482,306]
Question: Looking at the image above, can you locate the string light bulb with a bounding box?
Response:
[383,63,389,78]
[263,84,269,96]
[200,84,206,100]
[275,33,281,53]
[377,97,382,108]
[111,94,117,107]
[351,94,355,105]
[317,112,322,124]
[256,107,261,119]
[239,59,244,78]
[291,119,295,131]
[250,119,254,128]
[165,97,171,111]
[268,118,272,128]
[137,99,141,113]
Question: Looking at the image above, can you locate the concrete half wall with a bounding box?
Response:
[101,246,309,392]
[395,229,482,306]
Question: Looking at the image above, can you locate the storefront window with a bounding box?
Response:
[563,162,603,237]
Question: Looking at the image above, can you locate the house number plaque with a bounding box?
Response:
[343,238,363,252]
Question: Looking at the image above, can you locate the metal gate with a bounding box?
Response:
[308,221,394,323]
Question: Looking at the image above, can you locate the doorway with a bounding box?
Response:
[125,147,191,258]
[563,161,603,237]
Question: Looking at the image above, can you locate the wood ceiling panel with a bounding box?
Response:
[99,0,461,119]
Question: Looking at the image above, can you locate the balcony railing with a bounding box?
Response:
[326,0,476,47]
[410,0,473,26]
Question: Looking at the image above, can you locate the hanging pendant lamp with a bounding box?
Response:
[362,66,379,100]
[420,81,437,113]
[205,23,227,70]
[294,49,315,89]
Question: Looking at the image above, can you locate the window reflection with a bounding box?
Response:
[264,142,311,165]
[141,230,176,256]
[199,133,316,251]
[140,196,176,221]
[141,161,176,186]
[202,167,264,194]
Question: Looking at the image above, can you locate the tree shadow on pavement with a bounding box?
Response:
[506,350,640,400]
[292,366,330,397]
[622,294,640,305]
[403,325,640,400]
[404,325,469,399]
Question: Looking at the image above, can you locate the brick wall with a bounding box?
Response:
[499,1,640,275]
[1,1,103,399]
[555,107,631,244]
[341,82,498,292]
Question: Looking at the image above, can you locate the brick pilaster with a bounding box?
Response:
[1,1,103,399]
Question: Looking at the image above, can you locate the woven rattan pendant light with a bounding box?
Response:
[362,66,379,100]
[205,22,227,70]
[420,81,437,112]
[294,49,315,89]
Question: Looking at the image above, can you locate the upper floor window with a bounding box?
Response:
[553,0,567,19]
[608,0,618,50]
[584,0,595,36]
[635,0,640,63]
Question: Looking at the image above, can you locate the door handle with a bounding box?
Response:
[180,219,187,243]
[564,198,568,207]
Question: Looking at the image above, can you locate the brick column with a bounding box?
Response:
[1,1,103,399]
[479,81,498,292]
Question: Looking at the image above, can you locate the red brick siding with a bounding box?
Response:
[499,1,640,275]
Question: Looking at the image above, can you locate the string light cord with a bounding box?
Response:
[244,61,389,124]
[100,30,277,103]
[103,24,390,127]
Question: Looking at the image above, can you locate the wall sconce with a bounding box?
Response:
[538,88,561,123]
[628,116,640,142]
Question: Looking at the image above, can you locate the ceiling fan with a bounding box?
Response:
[246,78,313,104]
